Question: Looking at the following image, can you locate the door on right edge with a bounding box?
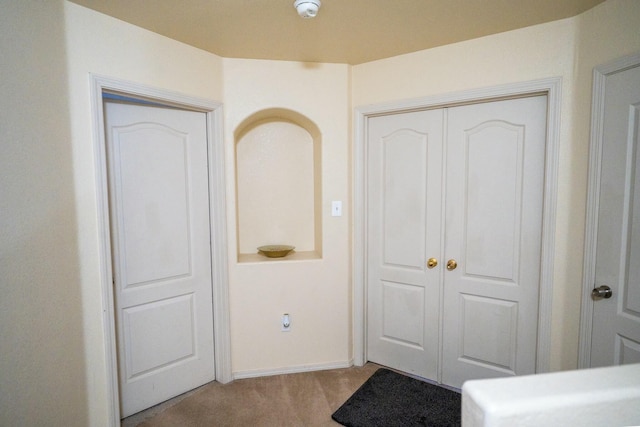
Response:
[590,62,640,367]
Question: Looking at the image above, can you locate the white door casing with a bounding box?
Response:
[355,78,562,379]
[105,101,215,417]
[580,53,640,368]
[90,75,231,426]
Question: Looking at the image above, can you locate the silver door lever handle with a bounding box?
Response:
[591,285,612,299]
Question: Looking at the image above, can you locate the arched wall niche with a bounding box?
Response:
[235,108,322,262]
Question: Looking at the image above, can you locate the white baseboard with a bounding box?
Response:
[233,360,354,380]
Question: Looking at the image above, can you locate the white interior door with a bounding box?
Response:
[441,96,547,388]
[366,95,547,388]
[366,109,444,379]
[590,63,640,367]
[105,100,215,417]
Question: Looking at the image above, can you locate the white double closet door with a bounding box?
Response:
[366,95,547,388]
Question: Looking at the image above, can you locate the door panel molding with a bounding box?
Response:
[90,74,231,425]
[459,294,518,373]
[381,129,429,269]
[462,119,523,282]
[354,77,562,375]
[579,51,640,368]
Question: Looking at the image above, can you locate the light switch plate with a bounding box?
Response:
[332,201,342,217]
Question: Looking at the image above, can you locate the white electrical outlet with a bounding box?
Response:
[282,313,291,332]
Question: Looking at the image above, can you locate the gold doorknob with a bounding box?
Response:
[427,258,438,269]
[446,259,457,270]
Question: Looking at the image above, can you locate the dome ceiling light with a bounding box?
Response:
[294,0,321,18]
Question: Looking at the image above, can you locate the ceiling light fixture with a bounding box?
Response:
[294,0,321,19]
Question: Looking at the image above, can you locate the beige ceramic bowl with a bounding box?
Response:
[257,245,295,258]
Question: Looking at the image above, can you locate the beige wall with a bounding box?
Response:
[352,18,578,106]
[223,58,352,375]
[2,0,639,425]
[0,1,87,425]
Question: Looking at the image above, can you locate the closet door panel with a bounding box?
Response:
[367,109,444,380]
[442,96,547,388]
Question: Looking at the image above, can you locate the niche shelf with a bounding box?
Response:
[235,108,322,263]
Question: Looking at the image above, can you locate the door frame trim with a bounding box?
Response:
[89,74,232,424]
[578,52,640,368]
[353,77,562,376]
